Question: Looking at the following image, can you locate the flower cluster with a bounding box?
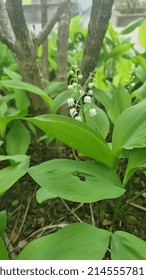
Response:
[67,64,97,121]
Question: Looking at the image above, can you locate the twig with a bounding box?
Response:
[18,197,32,234]
[72,149,79,160]
[13,223,68,253]
[37,0,68,46]
[89,203,95,226]
[10,205,22,244]
[25,223,68,241]
[3,233,17,260]
[129,202,146,212]
[73,203,84,212]
[61,199,83,223]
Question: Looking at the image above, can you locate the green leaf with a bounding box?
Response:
[29,159,124,203]
[112,100,146,154]
[15,89,30,111]
[121,18,143,35]
[93,88,112,109]
[0,109,25,138]
[106,44,133,60]
[0,155,30,195]
[6,121,31,155]
[52,90,77,113]
[135,65,146,83]
[0,211,7,237]
[26,114,116,167]
[135,80,146,99]
[111,231,146,260]
[139,20,146,50]
[47,81,65,97]
[36,188,57,204]
[123,148,146,186]
[0,238,9,260]
[0,80,52,109]
[3,68,22,81]
[107,85,131,124]
[94,69,108,91]
[83,104,110,139]
[113,58,135,87]
[133,56,146,72]
[17,223,111,260]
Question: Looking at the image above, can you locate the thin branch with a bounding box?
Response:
[61,199,83,223]
[37,0,68,46]
[6,0,30,47]
[18,196,32,235]
[89,203,95,226]
[3,233,17,260]
[129,202,146,212]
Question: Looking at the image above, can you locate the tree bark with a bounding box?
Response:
[81,0,115,83]
[6,0,46,113]
[56,0,71,84]
[41,0,49,80]
[37,0,68,46]
[0,0,15,51]
[0,0,67,113]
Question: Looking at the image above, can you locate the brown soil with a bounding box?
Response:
[0,141,146,259]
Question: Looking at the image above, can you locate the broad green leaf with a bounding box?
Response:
[17,223,111,260]
[112,100,146,154]
[123,148,146,186]
[0,102,7,117]
[0,109,25,138]
[0,238,9,260]
[36,188,57,204]
[52,90,77,113]
[111,231,146,260]
[29,159,124,203]
[133,56,146,72]
[106,44,133,60]
[93,88,112,109]
[69,15,87,41]
[135,80,146,99]
[0,155,30,195]
[0,211,7,237]
[6,121,31,155]
[106,20,119,43]
[83,104,110,139]
[139,20,146,50]
[113,58,135,87]
[107,85,131,124]
[3,68,22,81]
[47,81,65,97]
[26,114,116,167]
[0,94,15,117]
[121,18,143,35]
[15,89,30,111]
[94,69,108,91]
[0,80,52,109]
[135,65,146,83]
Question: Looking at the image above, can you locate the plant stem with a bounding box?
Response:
[121,187,146,210]
[111,196,122,229]
[98,200,107,226]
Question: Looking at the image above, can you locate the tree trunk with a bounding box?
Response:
[56,0,71,116]
[81,0,115,83]
[41,0,49,80]
[6,0,47,113]
[0,0,68,114]
[56,0,71,84]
